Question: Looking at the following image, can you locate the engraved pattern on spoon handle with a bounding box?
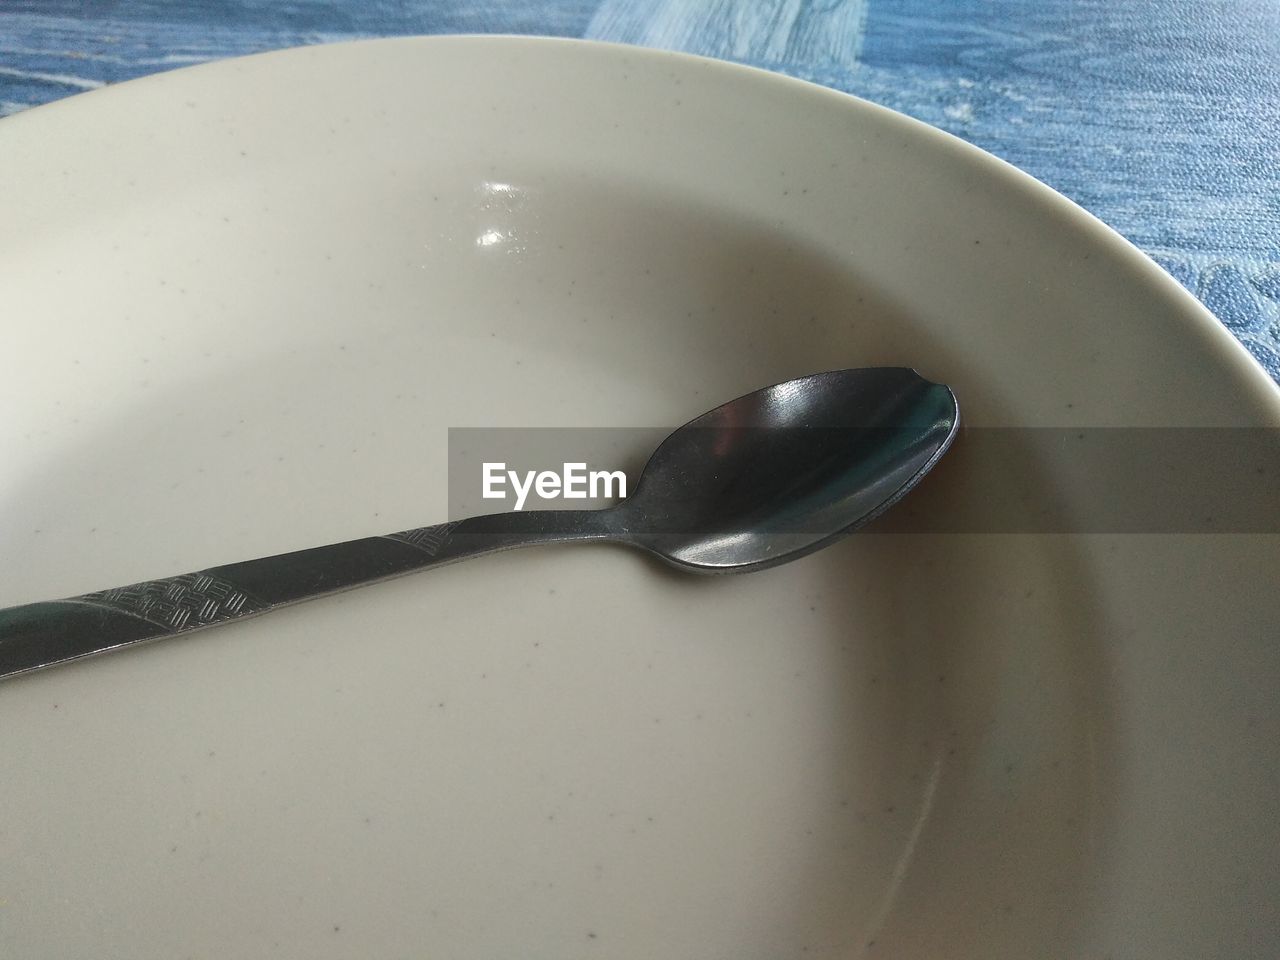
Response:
[0,514,611,681]
[0,522,462,679]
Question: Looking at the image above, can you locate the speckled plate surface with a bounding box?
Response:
[1,36,1277,959]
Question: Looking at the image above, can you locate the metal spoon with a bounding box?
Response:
[0,367,957,679]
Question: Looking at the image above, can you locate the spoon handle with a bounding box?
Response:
[0,511,612,681]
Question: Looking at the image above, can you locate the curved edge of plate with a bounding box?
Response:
[4,33,1277,421]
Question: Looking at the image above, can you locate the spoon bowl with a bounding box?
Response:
[618,368,958,571]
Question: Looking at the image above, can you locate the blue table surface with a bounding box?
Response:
[2,1,1277,383]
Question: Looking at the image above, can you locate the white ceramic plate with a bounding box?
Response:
[1,37,1277,958]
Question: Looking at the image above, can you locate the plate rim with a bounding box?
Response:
[4,32,1278,420]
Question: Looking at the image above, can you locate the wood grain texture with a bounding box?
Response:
[1,0,1276,378]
